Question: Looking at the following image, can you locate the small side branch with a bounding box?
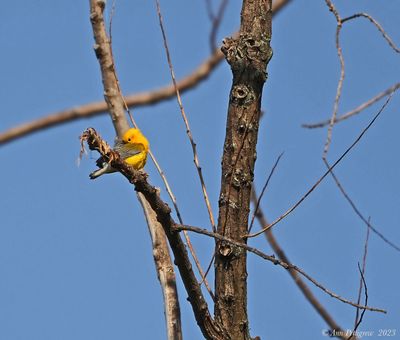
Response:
[209,0,229,51]
[323,164,400,252]
[175,224,386,314]
[302,83,400,129]
[248,152,283,234]
[323,0,344,159]
[351,220,371,339]
[342,13,400,53]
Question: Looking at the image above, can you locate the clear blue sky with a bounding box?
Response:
[1,1,399,339]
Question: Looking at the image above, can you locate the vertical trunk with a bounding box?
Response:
[215,1,273,339]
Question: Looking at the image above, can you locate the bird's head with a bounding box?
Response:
[122,128,141,143]
[122,128,149,148]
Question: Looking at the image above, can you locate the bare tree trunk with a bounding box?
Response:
[215,1,273,339]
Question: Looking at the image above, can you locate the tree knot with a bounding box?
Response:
[231,85,255,106]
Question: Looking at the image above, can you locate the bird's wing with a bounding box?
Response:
[114,140,143,159]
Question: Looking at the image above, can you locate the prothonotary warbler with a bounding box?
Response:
[89,128,149,179]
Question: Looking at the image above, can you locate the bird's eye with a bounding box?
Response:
[128,138,131,142]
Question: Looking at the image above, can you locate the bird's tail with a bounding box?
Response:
[89,163,115,180]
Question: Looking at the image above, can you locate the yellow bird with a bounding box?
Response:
[89,128,149,179]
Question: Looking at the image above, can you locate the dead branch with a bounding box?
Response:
[81,127,228,339]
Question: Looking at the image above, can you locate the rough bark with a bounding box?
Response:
[89,0,130,138]
[215,1,273,339]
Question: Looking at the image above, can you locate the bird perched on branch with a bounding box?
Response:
[89,128,149,179]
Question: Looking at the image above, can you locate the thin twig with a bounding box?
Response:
[323,163,400,252]
[155,0,216,233]
[250,189,347,339]
[108,0,117,39]
[247,93,395,238]
[209,0,229,51]
[354,218,371,329]
[272,0,293,15]
[342,13,400,53]
[155,0,218,299]
[248,152,284,234]
[302,83,400,129]
[204,0,215,21]
[323,0,344,160]
[348,263,368,340]
[175,224,386,313]
[199,253,215,287]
